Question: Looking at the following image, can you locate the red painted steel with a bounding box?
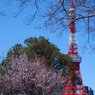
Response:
[63,0,88,94]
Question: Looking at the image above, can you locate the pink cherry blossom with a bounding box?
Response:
[0,53,66,95]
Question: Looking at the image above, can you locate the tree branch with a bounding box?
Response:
[75,14,95,20]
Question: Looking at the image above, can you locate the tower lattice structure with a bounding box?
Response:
[63,0,88,95]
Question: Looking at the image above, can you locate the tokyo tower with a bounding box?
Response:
[63,0,88,95]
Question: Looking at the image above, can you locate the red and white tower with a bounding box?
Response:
[63,0,88,95]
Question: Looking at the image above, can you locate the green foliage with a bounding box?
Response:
[1,44,25,66]
[7,43,25,58]
[24,37,39,46]
[25,36,60,66]
[55,54,72,75]
[24,36,72,74]
[1,36,72,75]
[0,65,6,75]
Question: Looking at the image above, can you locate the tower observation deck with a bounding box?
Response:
[63,0,88,94]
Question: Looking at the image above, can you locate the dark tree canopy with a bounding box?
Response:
[24,36,72,73]
[2,36,72,75]
[7,43,25,58]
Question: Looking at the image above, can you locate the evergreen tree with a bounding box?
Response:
[7,43,25,58]
[24,36,72,74]
[1,36,72,75]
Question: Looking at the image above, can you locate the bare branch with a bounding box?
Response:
[0,11,6,17]
[75,14,95,20]
[1,0,95,51]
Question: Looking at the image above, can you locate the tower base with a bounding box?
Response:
[63,67,88,95]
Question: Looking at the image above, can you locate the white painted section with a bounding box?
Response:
[69,7,76,19]
[69,33,77,45]
[71,56,82,62]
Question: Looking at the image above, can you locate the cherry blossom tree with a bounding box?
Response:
[0,53,66,95]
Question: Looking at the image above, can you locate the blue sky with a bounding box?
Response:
[0,2,95,94]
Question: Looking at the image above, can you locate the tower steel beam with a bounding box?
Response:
[63,0,88,95]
